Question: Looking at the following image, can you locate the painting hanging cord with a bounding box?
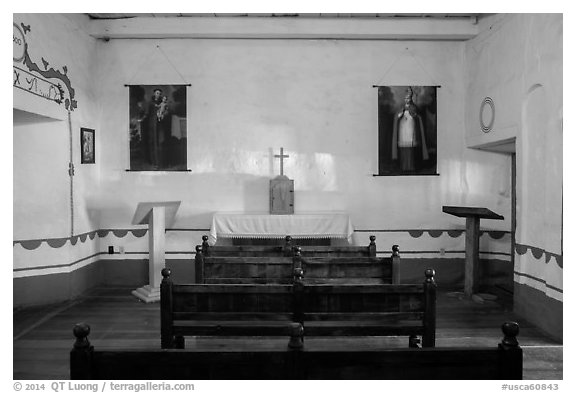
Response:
[67,110,75,237]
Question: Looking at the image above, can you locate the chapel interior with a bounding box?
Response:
[12,12,563,381]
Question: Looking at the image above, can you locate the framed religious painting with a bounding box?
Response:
[80,127,95,164]
[377,85,438,176]
[128,84,188,171]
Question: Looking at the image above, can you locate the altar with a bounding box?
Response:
[209,213,355,245]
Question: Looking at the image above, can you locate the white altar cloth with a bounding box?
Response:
[209,213,354,245]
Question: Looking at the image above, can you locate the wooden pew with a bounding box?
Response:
[71,321,522,380]
[200,235,379,257]
[195,237,401,285]
[161,268,436,349]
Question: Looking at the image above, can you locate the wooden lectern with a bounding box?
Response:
[442,206,504,297]
[131,201,181,303]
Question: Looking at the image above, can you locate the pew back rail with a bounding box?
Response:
[201,235,378,257]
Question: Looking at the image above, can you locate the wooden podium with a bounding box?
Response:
[442,206,504,297]
[131,201,181,303]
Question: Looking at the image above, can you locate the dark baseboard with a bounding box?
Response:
[13,258,195,308]
[13,256,513,308]
[514,282,563,343]
[13,262,102,308]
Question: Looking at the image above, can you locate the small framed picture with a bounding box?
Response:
[80,127,95,164]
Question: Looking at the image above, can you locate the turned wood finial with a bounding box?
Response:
[201,235,209,254]
[392,245,400,257]
[293,267,304,283]
[73,323,91,349]
[501,321,520,347]
[195,245,202,254]
[409,335,422,348]
[293,246,301,257]
[283,236,294,256]
[161,268,172,280]
[424,268,435,283]
[368,236,377,257]
[288,322,304,350]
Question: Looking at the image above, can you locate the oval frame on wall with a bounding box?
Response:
[480,97,495,133]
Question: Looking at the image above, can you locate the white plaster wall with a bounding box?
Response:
[464,14,563,297]
[13,15,517,283]
[94,36,510,242]
[13,14,101,270]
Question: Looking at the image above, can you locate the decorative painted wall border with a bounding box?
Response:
[514,271,563,294]
[355,229,509,239]
[13,252,106,273]
[12,228,154,250]
[13,22,78,111]
[13,227,513,275]
[378,250,511,257]
[515,243,562,268]
[13,251,194,275]
[15,249,512,275]
[14,228,510,250]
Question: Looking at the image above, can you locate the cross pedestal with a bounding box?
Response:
[131,201,181,303]
[442,206,504,298]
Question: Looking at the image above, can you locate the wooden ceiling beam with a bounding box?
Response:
[88,16,479,41]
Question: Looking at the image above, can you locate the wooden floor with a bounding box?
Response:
[13,286,563,380]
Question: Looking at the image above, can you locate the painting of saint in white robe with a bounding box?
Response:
[378,86,437,176]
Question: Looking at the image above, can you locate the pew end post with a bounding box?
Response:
[391,244,401,284]
[160,268,177,349]
[70,323,93,380]
[292,266,305,324]
[288,322,304,350]
[368,235,376,257]
[499,321,523,379]
[284,236,294,256]
[194,245,204,284]
[422,268,437,348]
[292,246,303,272]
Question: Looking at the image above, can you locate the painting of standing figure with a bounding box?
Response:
[377,86,437,176]
[129,84,187,171]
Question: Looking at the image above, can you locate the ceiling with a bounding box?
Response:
[88,13,485,21]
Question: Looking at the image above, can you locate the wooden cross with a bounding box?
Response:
[274,147,289,176]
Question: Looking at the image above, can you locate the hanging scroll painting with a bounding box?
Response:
[129,85,187,171]
[377,86,438,176]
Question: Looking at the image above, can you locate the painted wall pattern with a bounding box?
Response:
[13,22,78,111]
[14,227,517,272]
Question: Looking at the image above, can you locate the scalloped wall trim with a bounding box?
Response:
[515,243,562,268]
[13,228,510,250]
